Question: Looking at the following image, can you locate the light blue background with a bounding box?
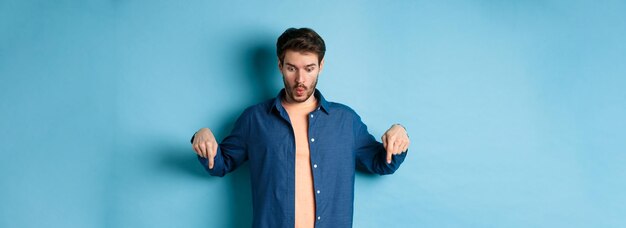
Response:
[1,1,625,227]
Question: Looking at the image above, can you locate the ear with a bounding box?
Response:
[278,58,283,71]
[319,58,325,73]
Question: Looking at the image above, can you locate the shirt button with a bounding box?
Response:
[313,164,317,168]
[310,114,314,118]
[317,190,320,194]
[317,216,321,220]
[311,138,315,142]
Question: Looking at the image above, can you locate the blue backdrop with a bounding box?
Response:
[1,1,625,227]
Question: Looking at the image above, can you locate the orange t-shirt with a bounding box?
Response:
[283,100,317,228]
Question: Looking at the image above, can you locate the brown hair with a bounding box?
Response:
[276,27,326,65]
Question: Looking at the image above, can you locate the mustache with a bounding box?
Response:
[293,84,307,90]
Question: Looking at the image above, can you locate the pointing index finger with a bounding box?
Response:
[386,140,394,164]
[208,155,214,169]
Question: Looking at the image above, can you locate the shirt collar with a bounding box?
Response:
[270,89,330,115]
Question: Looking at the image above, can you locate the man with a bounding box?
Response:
[191,28,409,228]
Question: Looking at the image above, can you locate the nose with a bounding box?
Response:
[295,70,305,84]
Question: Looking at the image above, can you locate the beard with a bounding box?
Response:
[283,76,318,103]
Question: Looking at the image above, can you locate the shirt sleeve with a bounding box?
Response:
[192,111,250,177]
[354,114,407,175]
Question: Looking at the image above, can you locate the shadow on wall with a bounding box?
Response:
[242,34,283,103]
[161,33,279,227]
[160,143,253,228]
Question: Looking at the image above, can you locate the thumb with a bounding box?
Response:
[382,134,388,151]
[386,141,393,164]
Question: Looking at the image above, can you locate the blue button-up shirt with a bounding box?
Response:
[194,89,407,228]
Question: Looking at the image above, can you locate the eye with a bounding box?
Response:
[287,66,295,72]
[306,67,314,73]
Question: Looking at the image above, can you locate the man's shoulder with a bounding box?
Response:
[240,98,275,115]
[326,101,360,117]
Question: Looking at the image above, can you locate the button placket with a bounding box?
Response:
[310,109,321,224]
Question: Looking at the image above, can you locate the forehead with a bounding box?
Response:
[283,50,320,66]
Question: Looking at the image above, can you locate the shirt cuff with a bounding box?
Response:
[196,147,226,177]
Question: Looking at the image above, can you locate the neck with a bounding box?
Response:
[282,93,318,108]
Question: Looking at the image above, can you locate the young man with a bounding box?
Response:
[191,28,409,228]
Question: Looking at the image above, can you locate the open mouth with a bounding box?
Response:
[295,86,306,96]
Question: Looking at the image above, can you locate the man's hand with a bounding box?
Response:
[192,128,218,169]
[381,124,410,164]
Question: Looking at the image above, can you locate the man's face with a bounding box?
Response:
[279,50,324,104]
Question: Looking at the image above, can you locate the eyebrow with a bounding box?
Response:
[285,63,318,68]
